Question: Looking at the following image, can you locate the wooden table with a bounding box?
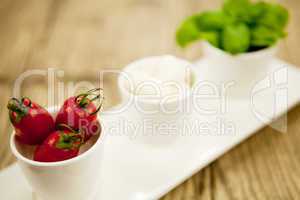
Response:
[0,0,299,199]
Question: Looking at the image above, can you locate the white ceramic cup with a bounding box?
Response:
[118,55,196,146]
[197,42,278,97]
[10,107,104,200]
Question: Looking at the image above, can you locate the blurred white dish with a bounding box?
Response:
[0,58,299,200]
[118,55,195,145]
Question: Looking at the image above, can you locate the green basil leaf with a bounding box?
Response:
[223,0,252,23]
[221,23,250,54]
[251,25,283,47]
[248,2,269,25]
[257,4,289,31]
[195,10,234,31]
[176,16,201,47]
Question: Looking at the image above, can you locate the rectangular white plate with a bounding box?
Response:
[0,59,300,200]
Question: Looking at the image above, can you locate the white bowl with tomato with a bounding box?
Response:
[9,89,104,200]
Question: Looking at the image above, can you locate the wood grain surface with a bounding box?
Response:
[0,0,299,199]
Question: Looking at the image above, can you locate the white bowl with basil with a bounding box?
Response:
[176,0,289,97]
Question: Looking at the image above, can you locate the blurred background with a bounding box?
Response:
[0,0,299,199]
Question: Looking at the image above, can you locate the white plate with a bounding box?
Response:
[1,58,300,200]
